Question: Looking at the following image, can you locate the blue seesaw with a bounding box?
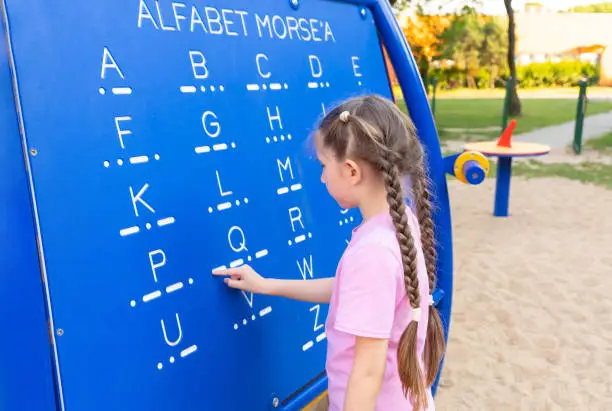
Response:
[0,0,488,410]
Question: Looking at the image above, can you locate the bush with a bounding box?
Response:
[427,60,599,89]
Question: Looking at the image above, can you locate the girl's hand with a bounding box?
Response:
[212,265,269,294]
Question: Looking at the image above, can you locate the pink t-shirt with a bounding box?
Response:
[325,209,434,411]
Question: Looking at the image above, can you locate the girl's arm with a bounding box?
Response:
[212,265,334,304]
[343,336,387,411]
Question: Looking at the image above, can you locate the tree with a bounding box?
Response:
[440,7,484,88]
[402,9,451,82]
[504,0,521,116]
[480,16,508,88]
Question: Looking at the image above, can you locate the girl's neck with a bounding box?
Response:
[358,184,390,221]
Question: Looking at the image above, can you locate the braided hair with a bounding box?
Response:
[317,95,445,410]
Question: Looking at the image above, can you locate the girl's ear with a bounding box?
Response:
[343,159,362,184]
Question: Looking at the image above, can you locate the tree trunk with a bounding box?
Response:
[504,0,522,116]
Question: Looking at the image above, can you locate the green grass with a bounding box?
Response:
[397,98,612,141]
[585,131,612,152]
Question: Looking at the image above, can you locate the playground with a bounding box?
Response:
[410,84,612,409]
[2,0,612,410]
[436,176,612,410]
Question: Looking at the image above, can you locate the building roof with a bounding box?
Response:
[515,12,612,54]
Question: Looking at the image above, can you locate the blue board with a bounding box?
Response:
[1,0,398,410]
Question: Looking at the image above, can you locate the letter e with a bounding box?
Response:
[351,56,362,77]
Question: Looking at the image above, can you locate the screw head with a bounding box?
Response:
[290,0,299,9]
[272,397,280,408]
[30,148,38,156]
[56,328,64,336]
[360,8,367,17]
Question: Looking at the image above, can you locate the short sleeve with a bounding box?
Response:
[334,244,399,339]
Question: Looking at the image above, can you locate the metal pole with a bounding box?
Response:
[501,77,513,131]
[573,79,588,155]
[431,77,438,118]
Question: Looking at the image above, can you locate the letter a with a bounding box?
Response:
[100,47,125,80]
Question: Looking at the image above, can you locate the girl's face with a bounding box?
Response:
[315,133,360,209]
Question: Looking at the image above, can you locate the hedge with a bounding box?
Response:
[426,61,599,90]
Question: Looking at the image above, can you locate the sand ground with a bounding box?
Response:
[306,176,612,411]
[435,177,612,411]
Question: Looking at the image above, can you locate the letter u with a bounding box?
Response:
[161,313,183,347]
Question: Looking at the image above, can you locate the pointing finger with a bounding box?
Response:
[212,265,246,276]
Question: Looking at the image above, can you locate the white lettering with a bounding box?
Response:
[242,291,254,308]
[255,14,334,42]
[216,170,233,197]
[286,17,300,40]
[172,2,186,31]
[309,55,323,78]
[255,14,272,38]
[297,255,314,280]
[155,1,176,31]
[148,249,166,282]
[310,19,322,42]
[190,6,207,32]
[222,9,238,36]
[277,157,294,182]
[310,305,324,332]
[266,106,283,131]
[161,313,183,347]
[256,53,271,79]
[114,116,132,149]
[325,22,336,42]
[272,15,287,39]
[129,184,156,217]
[202,111,221,137]
[235,11,249,36]
[298,18,311,41]
[189,51,209,79]
[205,7,223,34]
[228,226,248,252]
[288,207,304,232]
[351,56,362,77]
[137,0,159,29]
[100,47,125,80]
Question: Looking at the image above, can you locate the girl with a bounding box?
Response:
[213,95,445,411]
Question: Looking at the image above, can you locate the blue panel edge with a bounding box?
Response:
[0,3,59,411]
[280,374,328,411]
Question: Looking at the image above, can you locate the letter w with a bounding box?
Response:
[297,255,314,280]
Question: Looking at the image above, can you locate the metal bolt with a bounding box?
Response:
[272,397,280,408]
[56,328,64,336]
[290,0,299,9]
[360,8,367,17]
[30,148,38,156]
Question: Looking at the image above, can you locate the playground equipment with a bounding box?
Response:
[464,120,551,217]
[573,78,589,154]
[0,0,488,410]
